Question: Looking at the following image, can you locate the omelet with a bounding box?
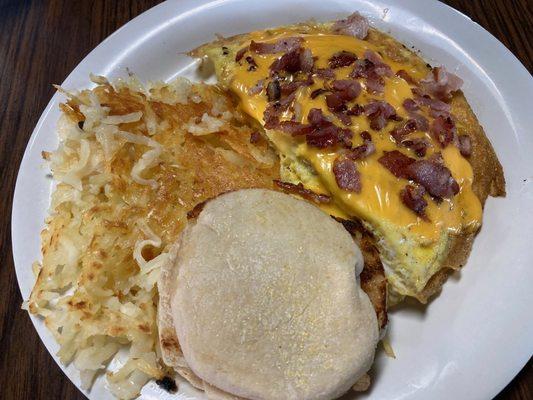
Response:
[191,13,505,302]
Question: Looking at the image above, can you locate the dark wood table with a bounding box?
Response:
[0,0,531,399]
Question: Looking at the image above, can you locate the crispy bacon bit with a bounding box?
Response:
[364,100,397,131]
[402,137,431,157]
[306,108,353,148]
[390,119,417,143]
[278,120,313,136]
[412,89,451,116]
[280,78,313,96]
[273,180,331,203]
[235,47,247,62]
[351,59,374,79]
[420,66,463,101]
[310,88,329,99]
[333,111,351,126]
[347,104,364,116]
[333,158,362,192]
[271,108,354,149]
[400,185,428,217]
[300,48,314,72]
[307,125,352,148]
[267,80,281,101]
[458,134,472,157]
[249,131,261,143]
[406,158,459,198]
[329,51,358,68]
[248,79,264,95]
[363,50,393,77]
[331,79,362,101]
[269,47,314,74]
[263,87,298,128]
[270,48,302,74]
[396,69,418,85]
[409,112,429,131]
[348,142,375,160]
[378,150,415,179]
[307,108,330,126]
[431,115,456,147]
[402,98,419,112]
[245,56,258,71]
[250,37,303,54]
[348,130,374,159]
[360,131,371,142]
[314,68,336,79]
[326,93,346,111]
[332,12,370,40]
[380,151,459,198]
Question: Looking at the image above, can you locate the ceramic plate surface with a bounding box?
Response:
[12,0,533,399]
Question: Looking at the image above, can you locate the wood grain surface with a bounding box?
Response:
[0,0,531,399]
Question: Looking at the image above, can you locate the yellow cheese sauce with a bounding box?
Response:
[229,31,482,245]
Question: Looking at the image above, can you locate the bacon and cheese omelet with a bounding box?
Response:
[192,12,505,303]
[27,11,504,400]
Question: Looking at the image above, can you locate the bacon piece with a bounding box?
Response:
[351,59,374,79]
[249,37,303,54]
[390,119,417,143]
[347,131,374,160]
[332,12,370,40]
[248,79,264,95]
[305,108,353,148]
[458,134,472,157]
[270,48,302,74]
[409,112,429,131]
[333,158,362,192]
[307,125,349,148]
[326,93,346,111]
[420,66,463,101]
[249,131,261,144]
[314,68,336,79]
[379,150,459,198]
[396,69,418,85]
[279,77,313,96]
[402,137,431,157]
[310,88,328,99]
[378,150,415,179]
[405,158,460,198]
[331,79,362,101]
[307,108,330,126]
[329,51,358,68]
[431,115,456,147]
[363,50,393,77]
[402,98,419,112]
[263,92,296,128]
[266,80,281,101]
[277,121,313,136]
[400,185,428,218]
[300,48,315,72]
[273,180,331,204]
[235,47,247,62]
[334,111,352,126]
[347,104,364,116]
[411,89,452,117]
[245,56,257,71]
[364,100,397,131]
[269,47,314,74]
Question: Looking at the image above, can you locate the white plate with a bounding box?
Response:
[12,0,533,399]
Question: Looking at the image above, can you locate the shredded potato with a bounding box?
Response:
[29,76,280,399]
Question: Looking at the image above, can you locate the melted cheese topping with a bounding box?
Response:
[229,32,481,246]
